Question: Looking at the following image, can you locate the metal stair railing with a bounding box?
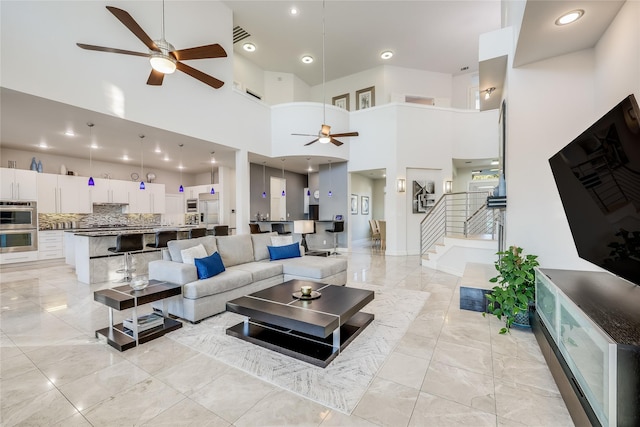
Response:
[420,191,493,259]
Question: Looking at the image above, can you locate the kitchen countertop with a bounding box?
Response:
[63,225,199,237]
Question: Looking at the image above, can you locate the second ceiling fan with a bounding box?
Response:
[292,1,359,147]
[77,3,227,89]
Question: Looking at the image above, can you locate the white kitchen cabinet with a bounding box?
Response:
[0,251,38,264]
[184,185,210,199]
[129,182,165,213]
[1,168,38,200]
[37,173,91,213]
[38,230,64,260]
[91,178,132,205]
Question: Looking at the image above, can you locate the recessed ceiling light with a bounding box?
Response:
[154,147,161,153]
[91,143,98,149]
[123,155,129,161]
[301,55,313,64]
[38,142,48,148]
[290,7,298,15]
[243,42,256,52]
[555,9,584,25]
[380,51,393,60]
[491,160,499,165]
[163,155,170,161]
[64,130,75,137]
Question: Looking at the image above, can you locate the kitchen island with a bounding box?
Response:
[69,226,197,284]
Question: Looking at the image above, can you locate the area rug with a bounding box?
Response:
[167,283,429,414]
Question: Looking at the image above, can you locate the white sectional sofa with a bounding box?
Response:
[148,232,347,322]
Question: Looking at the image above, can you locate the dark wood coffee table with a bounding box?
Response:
[94,280,182,351]
[226,279,374,367]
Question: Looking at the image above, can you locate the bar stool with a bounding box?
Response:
[189,228,207,238]
[108,233,144,282]
[271,223,291,235]
[146,230,177,249]
[249,223,268,234]
[214,225,229,236]
[326,221,344,255]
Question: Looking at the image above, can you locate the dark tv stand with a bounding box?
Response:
[533,268,640,427]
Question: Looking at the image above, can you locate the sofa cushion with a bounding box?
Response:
[268,242,301,260]
[250,231,278,261]
[275,256,348,280]
[181,244,207,265]
[167,236,217,263]
[228,261,283,282]
[195,252,225,279]
[182,269,253,299]
[271,235,293,246]
[216,234,255,267]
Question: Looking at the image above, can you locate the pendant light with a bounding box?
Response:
[261,162,267,198]
[328,160,333,197]
[281,159,286,197]
[178,144,184,193]
[210,152,216,194]
[87,122,95,186]
[139,134,145,190]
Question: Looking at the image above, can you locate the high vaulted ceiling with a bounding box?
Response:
[0,1,628,175]
[225,0,502,86]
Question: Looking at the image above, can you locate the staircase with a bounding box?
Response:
[420,192,504,276]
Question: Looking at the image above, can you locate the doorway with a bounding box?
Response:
[270,176,286,220]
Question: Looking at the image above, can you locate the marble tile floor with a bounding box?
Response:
[0,252,574,427]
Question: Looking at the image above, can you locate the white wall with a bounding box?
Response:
[452,72,479,109]
[506,1,639,271]
[372,179,386,220]
[349,173,374,242]
[233,54,266,98]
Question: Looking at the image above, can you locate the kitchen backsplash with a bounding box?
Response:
[39,205,160,230]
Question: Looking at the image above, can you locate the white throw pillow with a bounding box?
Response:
[181,244,208,265]
[271,235,293,247]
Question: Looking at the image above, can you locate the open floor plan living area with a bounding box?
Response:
[1,251,575,426]
[2,0,639,426]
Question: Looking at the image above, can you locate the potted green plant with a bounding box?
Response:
[483,246,540,334]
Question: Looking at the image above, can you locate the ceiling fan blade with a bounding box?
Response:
[330,132,359,138]
[172,43,227,61]
[76,43,149,58]
[176,61,224,89]
[147,69,165,86]
[330,138,344,146]
[304,139,319,146]
[292,133,317,137]
[106,6,158,51]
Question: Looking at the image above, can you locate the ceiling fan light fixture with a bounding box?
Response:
[319,135,331,144]
[150,53,177,74]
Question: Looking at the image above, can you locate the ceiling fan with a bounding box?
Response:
[77,3,227,89]
[292,1,359,146]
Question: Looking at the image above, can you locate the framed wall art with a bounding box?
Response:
[412,180,436,213]
[332,93,350,110]
[351,194,358,214]
[356,86,375,110]
[361,196,370,215]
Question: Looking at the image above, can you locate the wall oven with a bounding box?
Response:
[186,198,198,213]
[0,201,38,253]
[0,201,37,229]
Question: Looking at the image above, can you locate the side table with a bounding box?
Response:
[93,280,182,351]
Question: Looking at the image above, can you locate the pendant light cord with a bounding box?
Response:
[87,122,94,170]
[322,0,326,125]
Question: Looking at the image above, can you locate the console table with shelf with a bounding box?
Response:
[93,280,182,351]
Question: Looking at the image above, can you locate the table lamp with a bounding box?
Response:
[293,220,315,252]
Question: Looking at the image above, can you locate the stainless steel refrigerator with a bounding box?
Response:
[198,193,219,230]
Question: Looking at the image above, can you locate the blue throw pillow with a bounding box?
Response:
[194,251,226,280]
[267,242,301,260]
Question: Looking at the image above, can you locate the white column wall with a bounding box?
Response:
[234,150,250,235]
[506,0,639,270]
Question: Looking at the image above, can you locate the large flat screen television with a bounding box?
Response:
[549,94,640,286]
